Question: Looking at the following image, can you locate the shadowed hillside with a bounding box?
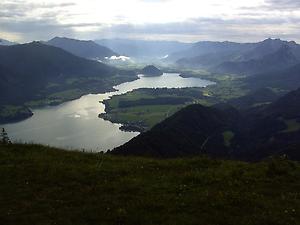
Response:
[113,88,300,160]
[47,37,118,60]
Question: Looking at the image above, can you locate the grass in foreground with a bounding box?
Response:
[0,144,300,225]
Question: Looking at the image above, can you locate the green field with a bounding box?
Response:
[0,144,299,225]
[101,88,219,130]
[103,104,183,129]
[178,70,249,101]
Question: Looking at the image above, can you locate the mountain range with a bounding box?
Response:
[96,39,192,60]
[172,38,300,76]
[1,36,300,160]
[0,38,17,46]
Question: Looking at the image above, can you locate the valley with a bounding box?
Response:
[2,73,213,151]
[1,37,300,158]
[101,71,252,132]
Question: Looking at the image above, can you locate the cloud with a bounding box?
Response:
[241,0,300,11]
[1,0,300,43]
[0,19,75,41]
[265,0,300,9]
[0,1,75,19]
[2,15,300,43]
[139,0,171,3]
[91,16,300,42]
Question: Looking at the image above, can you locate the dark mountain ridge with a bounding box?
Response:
[246,61,300,90]
[113,104,238,158]
[47,37,118,60]
[0,41,117,105]
[0,42,139,124]
[113,88,300,160]
[0,42,114,76]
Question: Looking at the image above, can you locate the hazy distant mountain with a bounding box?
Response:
[47,37,118,60]
[96,39,192,59]
[215,44,299,75]
[0,42,116,105]
[239,38,300,61]
[169,41,254,62]
[113,88,300,160]
[176,51,239,69]
[0,38,17,46]
[173,38,300,75]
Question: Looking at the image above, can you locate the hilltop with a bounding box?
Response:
[141,65,163,76]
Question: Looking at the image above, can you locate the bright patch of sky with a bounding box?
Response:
[1,0,300,42]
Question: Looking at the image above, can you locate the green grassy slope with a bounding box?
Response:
[1,144,300,225]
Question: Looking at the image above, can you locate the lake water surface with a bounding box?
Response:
[2,73,215,152]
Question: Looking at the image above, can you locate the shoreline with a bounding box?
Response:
[0,75,139,125]
[99,111,146,133]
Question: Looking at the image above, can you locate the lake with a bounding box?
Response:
[2,73,215,152]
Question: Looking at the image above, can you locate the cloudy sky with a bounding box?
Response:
[1,0,300,43]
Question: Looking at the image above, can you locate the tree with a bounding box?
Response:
[0,128,11,144]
